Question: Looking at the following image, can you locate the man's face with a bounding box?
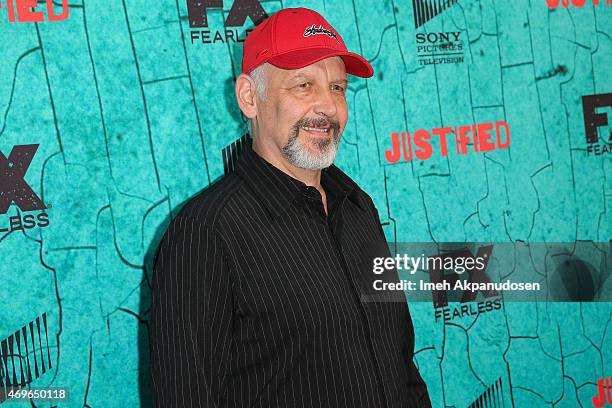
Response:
[255,56,349,170]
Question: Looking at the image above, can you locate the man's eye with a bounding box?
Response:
[332,84,346,93]
[298,82,311,89]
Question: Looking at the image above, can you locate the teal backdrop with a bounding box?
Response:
[0,0,611,407]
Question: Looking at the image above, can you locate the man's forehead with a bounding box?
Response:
[278,57,347,80]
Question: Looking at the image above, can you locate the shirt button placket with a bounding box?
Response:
[325,201,389,408]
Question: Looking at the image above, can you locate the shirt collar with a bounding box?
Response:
[234,139,369,219]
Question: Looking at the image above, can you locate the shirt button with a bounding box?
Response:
[303,186,320,199]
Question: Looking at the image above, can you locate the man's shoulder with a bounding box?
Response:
[172,172,245,229]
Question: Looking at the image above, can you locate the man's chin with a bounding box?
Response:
[298,146,338,169]
[299,139,334,158]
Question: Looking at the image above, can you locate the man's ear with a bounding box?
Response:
[235,73,258,120]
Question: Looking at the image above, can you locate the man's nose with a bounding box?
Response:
[313,88,337,118]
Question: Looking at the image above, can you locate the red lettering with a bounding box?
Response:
[385,132,414,163]
[388,120,510,162]
[495,121,511,149]
[16,0,44,22]
[591,376,612,408]
[431,127,451,156]
[6,0,16,22]
[413,130,432,160]
[472,124,479,152]
[477,122,495,152]
[454,127,460,153]
[385,133,401,163]
[546,0,587,8]
[46,0,69,21]
[401,132,412,161]
[2,0,69,22]
[457,125,472,154]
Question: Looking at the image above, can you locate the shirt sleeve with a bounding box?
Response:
[150,216,233,407]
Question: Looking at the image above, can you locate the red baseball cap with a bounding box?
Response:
[242,8,374,78]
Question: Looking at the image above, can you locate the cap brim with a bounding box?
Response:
[266,48,374,78]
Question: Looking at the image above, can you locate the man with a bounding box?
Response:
[150,7,431,408]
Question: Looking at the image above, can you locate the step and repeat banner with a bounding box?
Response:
[1,0,611,407]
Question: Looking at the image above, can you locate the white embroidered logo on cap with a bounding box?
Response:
[303,24,338,40]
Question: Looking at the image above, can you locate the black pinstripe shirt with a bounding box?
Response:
[150,141,431,408]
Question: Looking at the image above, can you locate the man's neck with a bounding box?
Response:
[252,136,329,215]
[252,137,322,189]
